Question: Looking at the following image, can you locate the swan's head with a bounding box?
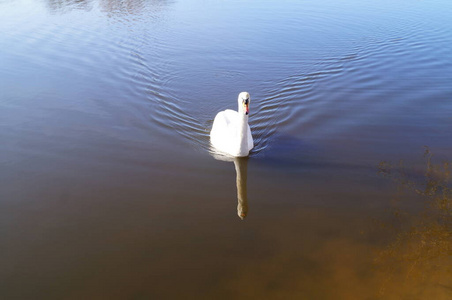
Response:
[238,92,250,115]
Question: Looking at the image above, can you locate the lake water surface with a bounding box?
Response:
[1,0,452,298]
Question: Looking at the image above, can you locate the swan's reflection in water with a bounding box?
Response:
[211,151,249,220]
[234,157,248,219]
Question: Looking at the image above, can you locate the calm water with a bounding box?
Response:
[1,0,452,298]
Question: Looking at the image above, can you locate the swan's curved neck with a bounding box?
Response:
[237,113,249,156]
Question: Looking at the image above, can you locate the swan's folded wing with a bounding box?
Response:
[222,109,238,123]
[211,110,239,151]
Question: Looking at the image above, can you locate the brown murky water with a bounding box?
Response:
[1,0,452,298]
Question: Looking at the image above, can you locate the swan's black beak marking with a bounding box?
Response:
[243,98,249,115]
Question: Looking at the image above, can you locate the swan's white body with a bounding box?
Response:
[210,92,254,157]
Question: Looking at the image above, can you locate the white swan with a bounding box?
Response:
[210,92,254,157]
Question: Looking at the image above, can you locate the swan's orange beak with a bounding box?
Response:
[244,103,249,115]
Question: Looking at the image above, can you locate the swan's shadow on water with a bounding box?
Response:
[210,150,249,220]
[251,133,323,169]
